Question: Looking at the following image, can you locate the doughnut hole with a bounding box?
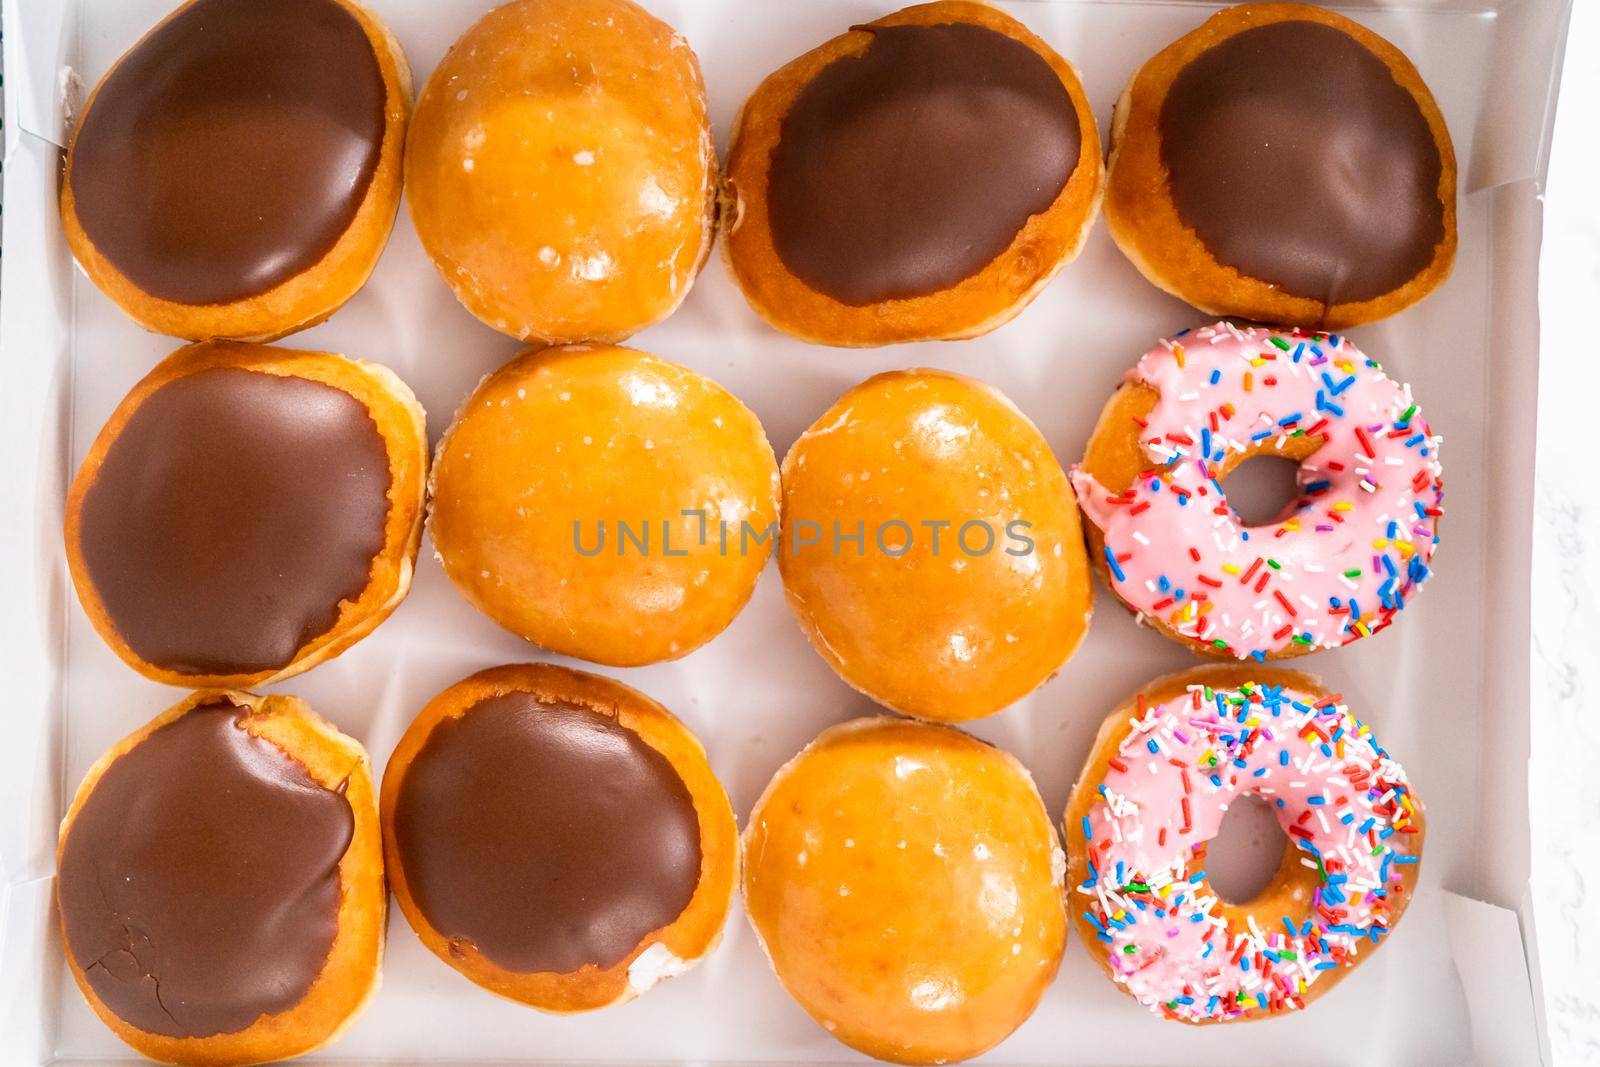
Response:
[1220,455,1303,526]
[1196,794,1289,904]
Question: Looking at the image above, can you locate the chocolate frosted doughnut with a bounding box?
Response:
[767,22,1080,306]
[57,691,384,1065]
[1104,3,1455,328]
[65,341,428,688]
[724,1,1103,346]
[382,664,738,1012]
[61,0,410,341]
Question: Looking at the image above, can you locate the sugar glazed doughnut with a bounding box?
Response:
[61,0,410,342]
[1104,3,1455,328]
[56,691,384,1064]
[1064,666,1424,1023]
[1072,324,1442,661]
[743,718,1066,1064]
[382,664,737,1012]
[723,1,1103,346]
[406,0,714,344]
[429,344,778,666]
[65,341,428,688]
[780,370,1093,721]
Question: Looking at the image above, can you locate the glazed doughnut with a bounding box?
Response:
[429,344,778,667]
[743,717,1066,1065]
[381,664,737,1012]
[64,341,428,688]
[56,690,384,1065]
[1104,3,1455,328]
[780,370,1092,721]
[1071,323,1442,660]
[723,1,1103,346]
[1063,666,1424,1023]
[61,0,410,342]
[406,0,713,344]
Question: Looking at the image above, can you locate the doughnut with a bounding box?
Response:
[381,663,737,1012]
[61,0,410,342]
[723,1,1103,346]
[780,370,1091,721]
[1071,323,1442,660]
[1063,666,1425,1023]
[1104,3,1456,328]
[406,0,713,344]
[743,717,1066,1065]
[56,690,384,1064]
[429,344,778,667]
[64,341,428,688]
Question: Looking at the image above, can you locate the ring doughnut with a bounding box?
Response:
[1071,323,1442,660]
[1064,665,1425,1023]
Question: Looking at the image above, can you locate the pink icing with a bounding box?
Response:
[1071,323,1443,660]
[1075,681,1422,1023]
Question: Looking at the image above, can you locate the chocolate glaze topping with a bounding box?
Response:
[393,694,702,974]
[67,0,386,305]
[1159,20,1445,308]
[57,701,354,1038]
[767,22,1080,306]
[78,367,392,676]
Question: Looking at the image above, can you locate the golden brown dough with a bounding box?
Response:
[744,717,1066,1064]
[405,0,714,344]
[429,344,778,667]
[779,369,1091,721]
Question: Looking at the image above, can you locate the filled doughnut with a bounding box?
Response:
[56,690,384,1065]
[743,717,1066,1065]
[723,1,1103,346]
[1071,323,1442,661]
[429,344,778,666]
[61,0,410,342]
[780,370,1092,721]
[1104,3,1455,328]
[64,341,428,688]
[381,664,737,1012]
[406,0,713,344]
[1064,665,1424,1023]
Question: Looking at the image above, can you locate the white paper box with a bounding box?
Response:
[0,0,1572,1063]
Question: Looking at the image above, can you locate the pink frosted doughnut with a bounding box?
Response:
[1072,322,1443,660]
[1064,667,1425,1024]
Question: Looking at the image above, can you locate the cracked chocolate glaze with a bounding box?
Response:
[393,693,702,974]
[78,366,392,677]
[57,701,354,1038]
[67,0,386,305]
[767,21,1080,305]
[1159,19,1445,307]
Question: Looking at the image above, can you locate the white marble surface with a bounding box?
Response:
[1533,1,1600,1062]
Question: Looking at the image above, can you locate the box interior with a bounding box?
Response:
[0,0,1569,1063]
